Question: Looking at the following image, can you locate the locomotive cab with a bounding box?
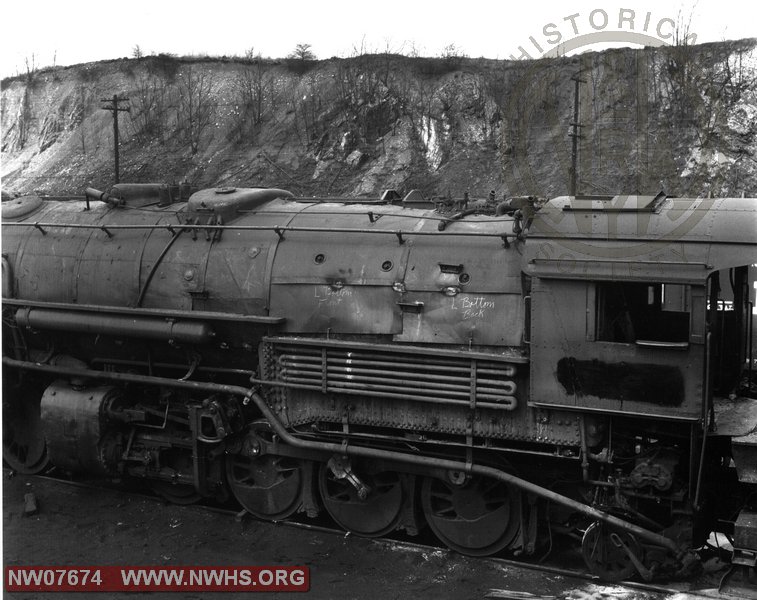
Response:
[526,193,757,573]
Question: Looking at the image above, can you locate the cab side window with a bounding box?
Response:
[596,282,690,343]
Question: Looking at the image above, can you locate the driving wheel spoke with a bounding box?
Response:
[421,474,522,557]
[319,463,405,538]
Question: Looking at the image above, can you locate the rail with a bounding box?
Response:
[3,356,682,555]
[13,471,711,595]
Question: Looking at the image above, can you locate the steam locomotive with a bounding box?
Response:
[3,183,756,581]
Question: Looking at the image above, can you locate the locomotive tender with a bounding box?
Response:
[2,183,756,581]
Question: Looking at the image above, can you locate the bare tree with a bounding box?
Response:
[691,46,756,148]
[74,84,91,155]
[129,73,173,143]
[176,65,216,154]
[231,48,270,140]
[24,54,37,82]
[300,74,323,141]
[283,76,321,144]
[13,59,37,150]
[334,52,396,143]
[440,43,465,59]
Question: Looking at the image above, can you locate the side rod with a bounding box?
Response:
[2,356,679,553]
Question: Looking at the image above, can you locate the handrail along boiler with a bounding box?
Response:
[2,183,756,580]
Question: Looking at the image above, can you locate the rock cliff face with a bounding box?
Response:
[2,39,756,200]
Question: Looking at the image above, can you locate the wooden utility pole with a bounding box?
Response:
[568,73,585,197]
[101,95,130,184]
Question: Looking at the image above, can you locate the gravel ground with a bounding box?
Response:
[1,472,742,600]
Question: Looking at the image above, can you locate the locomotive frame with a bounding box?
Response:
[2,183,756,582]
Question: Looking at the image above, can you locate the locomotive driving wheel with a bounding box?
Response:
[2,380,49,474]
[318,461,405,537]
[581,521,642,581]
[421,473,522,556]
[226,422,307,520]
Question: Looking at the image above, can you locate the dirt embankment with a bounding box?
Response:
[2,39,756,200]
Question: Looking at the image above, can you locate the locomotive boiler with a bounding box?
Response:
[2,183,757,581]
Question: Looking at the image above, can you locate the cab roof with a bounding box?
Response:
[525,195,757,282]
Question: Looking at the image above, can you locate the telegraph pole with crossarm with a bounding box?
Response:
[101,95,130,184]
[568,73,585,197]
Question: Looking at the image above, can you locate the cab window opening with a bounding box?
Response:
[596,282,690,344]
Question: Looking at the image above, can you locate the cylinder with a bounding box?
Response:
[40,380,122,474]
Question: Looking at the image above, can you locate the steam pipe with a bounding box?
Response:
[84,188,116,206]
[277,352,517,376]
[694,331,712,511]
[253,377,516,410]
[280,367,516,394]
[1,255,13,299]
[14,307,214,345]
[278,375,515,404]
[2,356,680,553]
[89,357,255,377]
[749,301,754,391]
[280,359,516,383]
[135,229,183,307]
[578,415,590,482]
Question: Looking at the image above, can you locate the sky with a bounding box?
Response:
[1,0,756,77]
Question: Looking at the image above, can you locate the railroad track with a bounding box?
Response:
[5,469,746,599]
